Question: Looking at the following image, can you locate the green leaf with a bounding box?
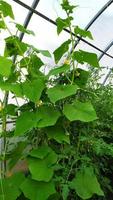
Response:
[47,84,79,103]
[9,172,25,187]
[56,17,73,35]
[20,57,30,68]
[28,148,57,181]
[14,111,37,136]
[74,68,89,88]
[0,20,6,29]
[73,50,100,68]
[36,105,61,128]
[0,1,14,19]
[0,172,25,200]
[0,82,22,96]
[38,50,51,58]
[16,23,35,36]
[30,54,44,68]
[74,26,93,40]
[29,145,51,159]
[48,64,70,77]
[0,56,12,77]
[30,46,51,58]
[70,167,104,199]
[46,126,70,144]
[4,104,18,116]
[63,100,97,122]
[22,78,45,103]
[28,54,44,78]
[20,178,56,200]
[61,0,77,14]
[4,36,28,56]
[53,40,71,64]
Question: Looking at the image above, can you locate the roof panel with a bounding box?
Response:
[37,0,109,28]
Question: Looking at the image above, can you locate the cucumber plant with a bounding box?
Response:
[0,0,106,199]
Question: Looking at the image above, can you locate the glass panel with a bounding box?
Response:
[89,3,113,50]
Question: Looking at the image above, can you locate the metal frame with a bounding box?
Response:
[99,41,113,60]
[19,0,40,41]
[11,0,113,60]
[99,41,113,84]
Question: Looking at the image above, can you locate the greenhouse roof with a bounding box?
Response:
[5,0,113,84]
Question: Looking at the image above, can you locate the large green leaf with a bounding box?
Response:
[0,78,45,102]
[0,172,25,200]
[22,78,45,103]
[47,84,79,103]
[48,64,70,77]
[73,50,100,68]
[36,105,61,128]
[74,26,93,40]
[63,100,97,122]
[14,111,37,136]
[28,149,57,182]
[20,178,56,200]
[53,40,71,64]
[70,167,104,199]
[0,0,14,19]
[46,126,70,144]
[56,17,73,35]
[29,145,51,159]
[0,56,12,77]
[15,105,60,135]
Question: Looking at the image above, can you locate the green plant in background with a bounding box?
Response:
[0,0,113,200]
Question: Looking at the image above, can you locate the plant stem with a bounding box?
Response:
[66,11,76,84]
[1,92,9,177]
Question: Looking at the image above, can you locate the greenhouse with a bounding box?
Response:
[0,0,113,199]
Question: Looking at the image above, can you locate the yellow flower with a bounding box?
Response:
[64,59,70,65]
[36,100,43,107]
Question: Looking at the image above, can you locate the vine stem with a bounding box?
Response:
[66,11,76,84]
